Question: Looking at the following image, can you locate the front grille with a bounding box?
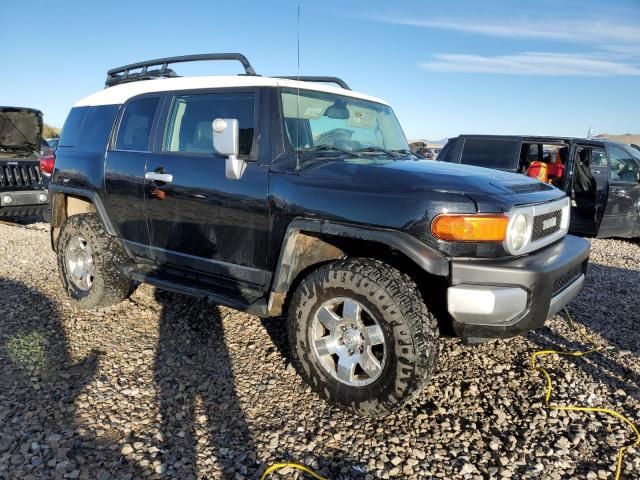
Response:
[0,164,42,188]
[532,210,562,242]
[553,263,583,295]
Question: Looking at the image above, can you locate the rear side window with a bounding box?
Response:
[461,139,520,170]
[59,107,89,147]
[163,92,255,156]
[115,97,159,151]
[75,105,119,152]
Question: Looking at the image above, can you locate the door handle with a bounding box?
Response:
[145,172,173,183]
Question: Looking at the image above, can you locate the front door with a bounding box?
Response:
[599,144,640,237]
[569,145,603,236]
[144,90,271,291]
[104,96,161,258]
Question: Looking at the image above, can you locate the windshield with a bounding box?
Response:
[280,88,409,155]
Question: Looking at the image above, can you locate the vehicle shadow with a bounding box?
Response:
[524,261,640,402]
[567,262,639,355]
[526,325,640,402]
[0,278,148,479]
[153,290,258,479]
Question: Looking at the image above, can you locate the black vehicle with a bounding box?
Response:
[48,54,589,415]
[439,135,640,238]
[0,107,50,217]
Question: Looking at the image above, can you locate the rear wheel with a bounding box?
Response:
[57,213,133,309]
[288,258,439,416]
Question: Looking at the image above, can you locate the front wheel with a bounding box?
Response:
[288,258,439,416]
[57,213,133,309]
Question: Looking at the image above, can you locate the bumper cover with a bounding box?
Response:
[448,234,590,341]
[0,189,49,208]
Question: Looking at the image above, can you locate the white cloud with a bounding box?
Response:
[375,17,640,45]
[420,52,640,76]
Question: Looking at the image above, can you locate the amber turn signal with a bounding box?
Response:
[431,214,509,242]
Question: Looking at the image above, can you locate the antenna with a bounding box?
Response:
[295,5,301,171]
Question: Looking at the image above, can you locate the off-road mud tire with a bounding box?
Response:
[288,257,439,416]
[57,213,133,309]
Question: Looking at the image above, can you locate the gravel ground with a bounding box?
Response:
[0,220,638,480]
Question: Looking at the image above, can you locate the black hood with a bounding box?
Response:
[301,158,565,203]
[0,107,43,152]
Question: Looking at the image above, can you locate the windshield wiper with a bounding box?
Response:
[391,148,418,158]
[355,146,402,158]
[297,145,362,158]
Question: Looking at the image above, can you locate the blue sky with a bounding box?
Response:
[1,0,639,140]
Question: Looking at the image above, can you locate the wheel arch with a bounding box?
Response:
[49,186,117,250]
[267,219,450,316]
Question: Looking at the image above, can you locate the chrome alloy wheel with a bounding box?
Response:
[65,234,96,291]
[310,297,386,387]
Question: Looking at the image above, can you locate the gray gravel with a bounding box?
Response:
[0,221,638,479]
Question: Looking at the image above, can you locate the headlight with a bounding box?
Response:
[506,213,529,252]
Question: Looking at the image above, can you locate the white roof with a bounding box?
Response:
[74,76,389,107]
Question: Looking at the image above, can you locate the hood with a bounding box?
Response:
[0,107,43,152]
[302,158,562,198]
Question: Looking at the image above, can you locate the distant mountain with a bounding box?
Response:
[408,138,449,146]
[595,133,640,145]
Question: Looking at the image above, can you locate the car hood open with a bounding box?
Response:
[0,107,43,152]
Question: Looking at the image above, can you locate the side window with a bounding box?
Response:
[164,92,255,156]
[460,139,520,170]
[608,146,639,182]
[59,107,89,147]
[590,148,608,168]
[115,97,159,151]
[76,105,119,152]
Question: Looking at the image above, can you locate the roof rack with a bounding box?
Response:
[105,53,257,88]
[275,76,351,90]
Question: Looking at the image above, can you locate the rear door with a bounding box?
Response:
[104,96,161,258]
[599,144,640,237]
[144,88,271,291]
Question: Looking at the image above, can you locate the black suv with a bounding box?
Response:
[0,107,50,217]
[439,135,640,238]
[49,54,590,415]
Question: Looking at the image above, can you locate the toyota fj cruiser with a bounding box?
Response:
[49,54,590,415]
[0,107,50,217]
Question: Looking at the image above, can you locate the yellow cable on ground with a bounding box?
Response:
[260,462,328,480]
[531,308,639,479]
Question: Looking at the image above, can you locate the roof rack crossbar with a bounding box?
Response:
[105,53,257,87]
[275,76,351,90]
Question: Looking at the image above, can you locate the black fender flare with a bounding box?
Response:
[49,185,117,236]
[267,218,449,315]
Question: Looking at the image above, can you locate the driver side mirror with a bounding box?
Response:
[212,118,246,180]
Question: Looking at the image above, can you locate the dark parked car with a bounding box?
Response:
[439,135,640,238]
[49,54,589,415]
[0,106,50,217]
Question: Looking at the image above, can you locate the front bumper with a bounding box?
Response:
[0,189,50,217]
[0,189,49,207]
[447,234,590,342]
